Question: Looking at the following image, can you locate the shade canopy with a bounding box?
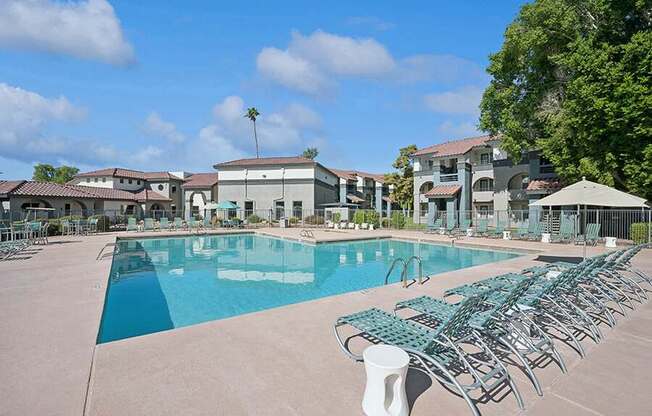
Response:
[215,201,239,209]
[530,178,648,208]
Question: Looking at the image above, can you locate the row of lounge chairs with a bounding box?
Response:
[326,221,376,230]
[427,218,602,244]
[0,221,50,260]
[126,217,243,232]
[334,243,650,415]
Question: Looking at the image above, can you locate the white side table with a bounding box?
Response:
[605,236,617,248]
[502,230,512,240]
[541,233,551,243]
[362,345,410,416]
[466,228,474,237]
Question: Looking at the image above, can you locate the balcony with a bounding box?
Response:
[472,163,493,173]
[439,173,458,182]
[473,190,494,202]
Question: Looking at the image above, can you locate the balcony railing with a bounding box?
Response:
[440,173,458,182]
[509,189,528,200]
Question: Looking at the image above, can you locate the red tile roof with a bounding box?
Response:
[526,178,562,193]
[0,180,25,196]
[413,135,494,157]
[1,181,171,202]
[134,189,171,202]
[181,173,218,189]
[74,168,182,181]
[215,156,316,168]
[423,185,462,197]
[329,169,386,183]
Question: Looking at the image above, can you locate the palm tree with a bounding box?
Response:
[244,107,260,158]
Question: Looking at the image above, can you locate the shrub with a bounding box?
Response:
[332,212,341,223]
[304,215,325,225]
[630,222,650,244]
[288,216,299,225]
[364,210,380,227]
[391,211,406,229]
[246,214,263,224]
[353,210,365,225]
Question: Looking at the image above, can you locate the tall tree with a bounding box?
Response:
[301,147,319,159]
[480,0,652,199]
[384,144,417,211]
[32,164,79,184]
[244,107,261,158]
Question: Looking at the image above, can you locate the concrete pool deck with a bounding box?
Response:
[1,228,651,415]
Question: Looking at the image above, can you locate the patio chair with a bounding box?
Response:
[513,224,529,239]
[159,217,170,231]
[491,221,505,238]
[60,219,71,236]
[335,293,524,416]
[397,276,566,397]
[575,223,601,246]
[173,217,184,231]
[143,218,155,232]
[126,217,138,232]
[88,218,99,234]
[475,219,489,237]
[551,220,574,243]
[527,221,543,241]
[425,217,443,233]
[445,217,457,235]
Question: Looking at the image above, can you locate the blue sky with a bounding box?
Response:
[0,0,526,179]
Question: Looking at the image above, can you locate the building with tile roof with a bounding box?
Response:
[328,169,394,214]
[412,135,559,224]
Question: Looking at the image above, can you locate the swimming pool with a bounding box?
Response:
[98,234,520,343]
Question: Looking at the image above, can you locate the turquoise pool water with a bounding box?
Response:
[98,234,519,343]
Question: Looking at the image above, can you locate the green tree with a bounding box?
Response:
[32,164,79,184]
[301,147,319,159]
[384,144,417,211]
[480,0,652,199]
[244,107,260,158]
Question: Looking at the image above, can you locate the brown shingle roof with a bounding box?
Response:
[214,156,316,168]
[181,173,218,189]
[134,189,171,202]
[75,168,182,181]
[423,185,462,197]
[143,172,183,180]
[413,135,494,157]
[329,169,386,184]
[10,181,99,199]
[1,180,171,202]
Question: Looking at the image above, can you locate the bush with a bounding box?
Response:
[630,222,650,244]
[353,210,365,225]
[332,212,341,223]
[246,214,263,224]
[364,210,380,227]
[288,216,299,225]
[391,211,406,229]
[304,214,325,225]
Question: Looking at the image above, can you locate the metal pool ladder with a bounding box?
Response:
[384,256,423,288]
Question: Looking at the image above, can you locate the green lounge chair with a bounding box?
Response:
[552,220,574,243]
[575,223,601,246]
[445,216,457,235]
[173,217,184,231]
[126,217,138,232]
[475,218,489,236]
[88,218,98,234]
[203,217,212,230]
[491,221,505,238]
[426,217,443,233]
[335,293,524,416]
[527,221,543,241]
[513,224,529,239]
[144,218,155,231]
[459,218,471,232]
[397,276,565,397]
[159,218,169,231]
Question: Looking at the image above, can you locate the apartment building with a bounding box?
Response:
[329,169,394,215]
[412,135,560,223]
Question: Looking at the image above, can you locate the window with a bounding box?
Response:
[420,202,428,216]
[137,180,141,185]
[508,173,529,190]
[170,204,176,214]
[128,179,132,184]
[102,177,106,183]
[427,160,434,170]
[158,184,164,191]
[480,153,493,165]
[539,156,554,174]
[275,201,285,220]
[171,185,176,193]
[292,201,303,219]
[120,178,124,184]
[93,177,97,182]
[65,203,71,216]
[244,201,254,218]
[124,205,135,215]
[419,182,434,194]
[475,178,494,192]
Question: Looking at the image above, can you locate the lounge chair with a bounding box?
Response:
[203,217,212,230]
[335,293,524,416]
[551,220,574,243]
[445,217,457,235]
[426,217,443,233]
[527,221,543,241]
[173,217,184,231]
[126,217,138,232]
[576,223,601,246]
[491,221,505,238]
[159,217,170,231]
[475,219,489,237]
[397,276,565,397]
[144,218,155,232]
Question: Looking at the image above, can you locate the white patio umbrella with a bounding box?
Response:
[530,177,648,258]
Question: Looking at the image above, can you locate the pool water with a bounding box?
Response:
[98,234,519,343]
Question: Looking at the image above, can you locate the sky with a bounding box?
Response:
[0,0,527,179]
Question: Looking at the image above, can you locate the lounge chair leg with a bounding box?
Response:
[498,335,543,396]
[539,311,585,358]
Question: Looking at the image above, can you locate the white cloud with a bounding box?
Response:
[288,30,395,76]
[256,47,331,95]
[424,86,484,115]
[143,112,185,144]
[437,120,482,138]
[0,0,135,66]
[397,54,487,84]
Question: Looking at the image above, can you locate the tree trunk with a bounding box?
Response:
[253,120,259,158]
